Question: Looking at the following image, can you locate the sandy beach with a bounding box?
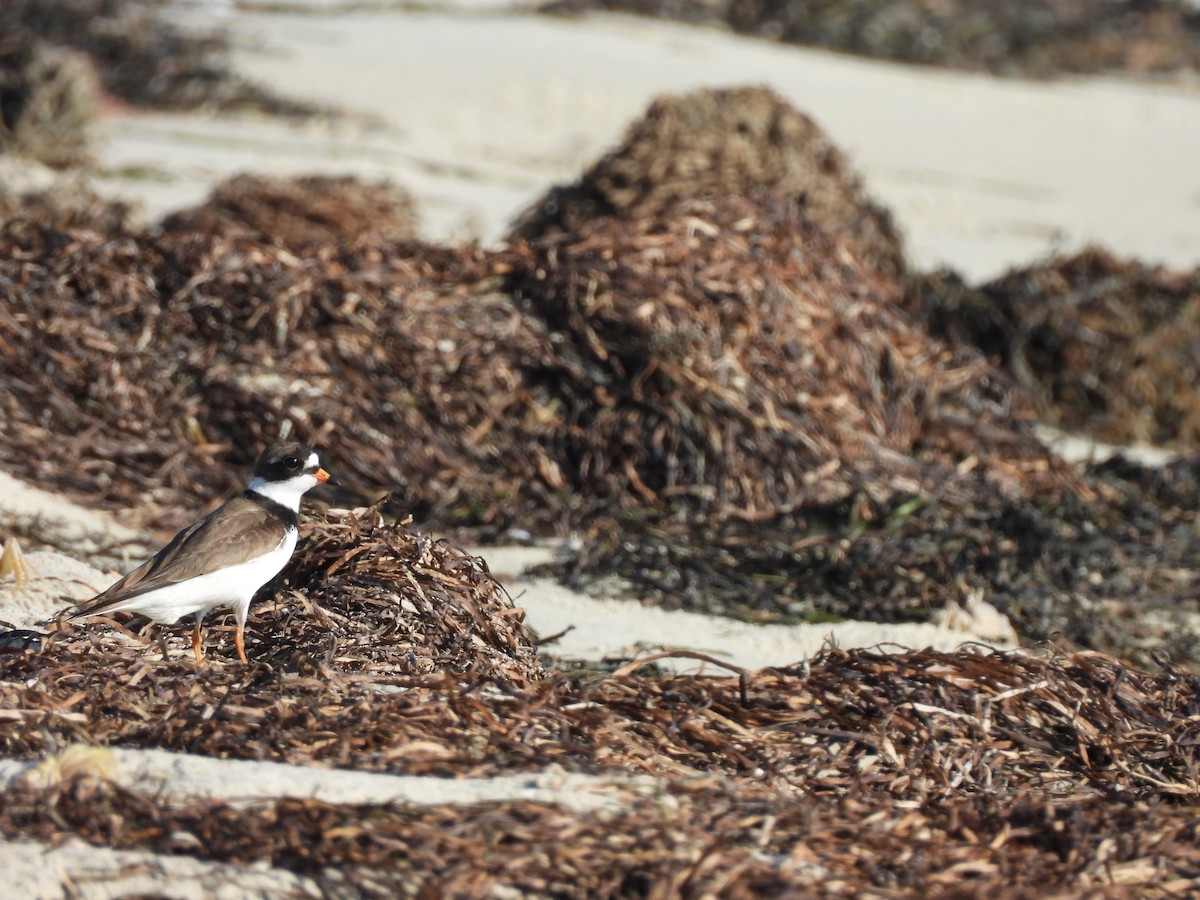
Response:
[3,1,1200,895]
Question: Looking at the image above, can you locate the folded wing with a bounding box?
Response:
[73,497,276,617]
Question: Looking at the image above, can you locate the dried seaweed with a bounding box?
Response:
[550,458,1200,669]
[910,249,1200,449]
[159,174,419,247]
[3,643,1197,801]
[0,226,561,533]
[5,777,1200,896]
[16,193,1200,663]
[0,194,1061,537]
[545,0,1200,80]
[0,181,133,232]
[5,600,1200,892]
[506,194,1063,523]
[509,86,906,277]
[0,30,95,168]
[279,508,544,685]
[3,0,314,116]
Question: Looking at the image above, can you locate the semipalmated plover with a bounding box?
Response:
[71,441,336,664]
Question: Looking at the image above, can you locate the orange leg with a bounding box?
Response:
[192,617,205,666]
[235,620,249,664]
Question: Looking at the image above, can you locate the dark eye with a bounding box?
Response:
[284,456,300,469]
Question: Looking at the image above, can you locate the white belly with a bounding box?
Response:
[111,531,297,625]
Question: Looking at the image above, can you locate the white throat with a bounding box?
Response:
[247,472,317,513]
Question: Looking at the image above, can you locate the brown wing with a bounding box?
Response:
[73,496,282,617]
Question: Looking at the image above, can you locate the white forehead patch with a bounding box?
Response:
[306,452,319,469]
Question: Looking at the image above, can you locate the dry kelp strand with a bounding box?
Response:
[159,173,419,247]
[4,777,1200,896]
[3,645,1198,804]
[0,195,1067,539]
[509,86,906,277]
[2,647,1200,894]
[912,248,1200,449]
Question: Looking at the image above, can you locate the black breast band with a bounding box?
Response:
[244,491,300,529]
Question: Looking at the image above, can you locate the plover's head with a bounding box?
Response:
[247,441,336,511]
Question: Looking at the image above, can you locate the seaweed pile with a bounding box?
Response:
[0,180,132,233]
[3,0,311,115]
[910,249,1200,449]
[10,507,542,686]
[6,644,1191,796]
[4,85,1200,667]
[2,645,1199,892]
[3,782,1198,895]
[0,224,558,533]
[281,508,543,685]
[545,0,1200,79]
[0,0,313,171]
[507,193,1058,523]
[556,457,1200,667]
[6,186,1199,663]
[0,191,1056,533]
[0,29,95,168]
[510,86,905,278]
[160,174,420,248]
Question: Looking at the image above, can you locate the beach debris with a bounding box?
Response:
[3,773,1199,895]
[0,180,133,232]
[0,537,38,586]
[279,508,545,686]
[911,248,1200,450]
[505,194,1060,522]
[6,187,1200,664]
[509,85,906,276]
[0,628,43,653]
[2,642,1191,796]
[545,0,1200,79]
[2,0,314,116]
[551,451,1200,668]
[0,224,544,532]
[0,189,1059,531]
[2,643,1199,893]
[0,31,95,168]
[18,743,115,789]
[931,590,1017,645]
[159,174,420,247]
[2,643,1194,795]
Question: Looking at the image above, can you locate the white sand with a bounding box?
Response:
[500,573,1015,673]
[0,746,659,814]
[0,472,143,554]
[0,839,316,900]
[0,550,113,630]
